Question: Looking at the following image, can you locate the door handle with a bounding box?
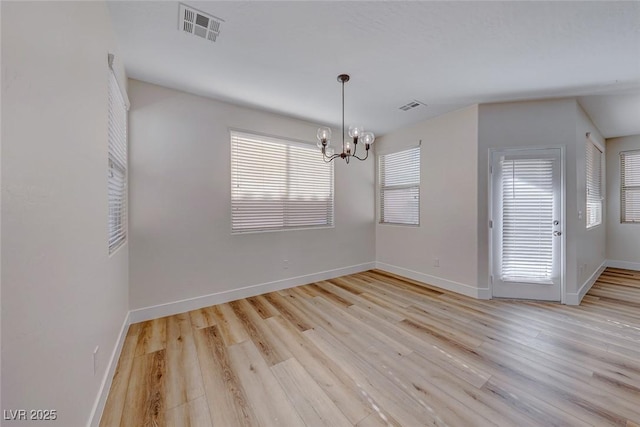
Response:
[553,231,562,236]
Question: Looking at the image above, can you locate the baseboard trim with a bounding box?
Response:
[477,287,492,300]
[375,262,486,299]
[606,259,640,271]
[129,262,376,323]
[87,311,130,427]
[566,260,607,305]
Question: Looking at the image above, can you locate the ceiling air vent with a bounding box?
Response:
[179,3,224,43]
[399,100,426,111]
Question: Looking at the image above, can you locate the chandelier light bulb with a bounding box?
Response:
[344,139,352,154]
[361,131,375,146]
[348,125,363,140]
[317,127,331,145]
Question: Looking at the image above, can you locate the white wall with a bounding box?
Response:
[375,106,480,297]
[128,79,375,311]
[478,99,582,298]
[606,135,640,269]
[375,99,606,303]
[0,0,3,414]
[575,104,607,291]
[1,2,129,425]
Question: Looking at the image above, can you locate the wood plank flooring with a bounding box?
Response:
[100,268,640,426]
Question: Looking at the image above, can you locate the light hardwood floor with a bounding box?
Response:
[100,268,640,426]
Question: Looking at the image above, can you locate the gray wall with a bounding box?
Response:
[1,2,129,425]
[478,99,606,298]
[374,99,608,301]
[375,106,480,297]
[128,79,375,310]
[575,104,607,288]
[606,135,640,268]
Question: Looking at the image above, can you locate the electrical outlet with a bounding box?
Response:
[434,258,440,267]
[93,346,99,376]
[283,259,289,270]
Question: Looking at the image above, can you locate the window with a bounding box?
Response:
[500,157,555,282]
[108,63,128,253]
[378,146,420,225]
[621,150,640,223]
[586,140,604,228]
[230,131,334,233]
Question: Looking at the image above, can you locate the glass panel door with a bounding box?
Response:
[491,148,563,301]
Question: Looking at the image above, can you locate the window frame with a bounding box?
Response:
[585,139,604,229]
[621,149,640,224]
[378,146,421,226]
[230,130,334,234]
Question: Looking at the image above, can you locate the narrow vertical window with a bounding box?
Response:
[108,57,128,253]
[586,140,604,228]
[378,146,420,225]
[621,150,640,223]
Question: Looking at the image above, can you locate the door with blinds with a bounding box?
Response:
[491,148,563,301]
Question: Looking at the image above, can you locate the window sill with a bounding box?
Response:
[231,224,335,235]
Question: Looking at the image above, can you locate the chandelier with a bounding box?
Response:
[317,74,375,163]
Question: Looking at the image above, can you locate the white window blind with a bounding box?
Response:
[621,150,640,223]
[230,131,334,233]
[379,146,420,225]
[586,140,604,228]
[501,158,554,282]
[108,67,128,253]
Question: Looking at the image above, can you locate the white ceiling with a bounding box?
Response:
[107,1,640,139]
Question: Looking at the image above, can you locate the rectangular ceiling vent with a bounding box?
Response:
[179,3,224,43]
[399,100,425,111]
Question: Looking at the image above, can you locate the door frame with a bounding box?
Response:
[488,146,566,303]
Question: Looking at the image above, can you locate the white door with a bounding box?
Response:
[491,148,563,301]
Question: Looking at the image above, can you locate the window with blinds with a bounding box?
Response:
[501,158,554,282]
[108,68,128,253]
[586,140,604,228]
[379,146,420,225]
[621,150,640,223]
[230,131,334,233]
